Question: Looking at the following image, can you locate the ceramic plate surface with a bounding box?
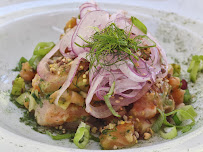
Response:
[0,0,203,152]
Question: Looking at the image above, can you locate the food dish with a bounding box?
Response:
[0,0,203,152]
[8,0,200,150]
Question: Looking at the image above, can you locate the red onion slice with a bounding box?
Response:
[79,2,97,11]
[109,10,126,23]
[119,60,151,82]
[114,17,144,36]
[110,81,152,106]
[85,72,121,118]
[147,32,168,78]
[85,73,104,113]
[80,6,97,19]
[116,89,140,98]
[59,26,76,58]
[71,10,110,56]
[88,105,121,118]
[54,52,87,106]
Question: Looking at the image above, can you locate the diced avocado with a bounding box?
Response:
[16,92,37,111]
[11,77,25,96]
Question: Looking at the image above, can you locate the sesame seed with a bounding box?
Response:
[120,121,125,125]
[67,58,72,62]
[80,91,87,98]
[149,128,154,135]
[83,79,87,83]
[135,62,139,67]
[79,65,84,70]
[133,135,137,141]
[144,133,151,140]
[125,133,134,142]
[119,97,124,100]
[115,100,120,103]
[91,127,97,133]
[123,115,128,121]
[134,131,139,139]
[68,61,73,65]
[113,145,118,150]
[82,74,87,79]
[136,118,140,122]
[85,71,89,75]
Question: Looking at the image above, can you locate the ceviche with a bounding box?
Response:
[10,1,202,150]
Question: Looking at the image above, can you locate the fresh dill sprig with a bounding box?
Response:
[75,22,156,71]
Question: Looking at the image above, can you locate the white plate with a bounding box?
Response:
[0,0,203,152]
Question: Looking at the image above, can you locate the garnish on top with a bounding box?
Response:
[76,19,155,71]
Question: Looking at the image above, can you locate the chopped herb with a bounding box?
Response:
[81,116,87,121]
[101,129,108,135]
[90,134,100,142]
[77,23,155,71]
[20,111,64,134]
[31,90,43,107]
[101,128,117,135]
[112,136,117,140]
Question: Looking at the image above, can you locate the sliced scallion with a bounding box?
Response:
[172,113,182,125]
[151,109,164,132]
[160,126,177,139]
[29,42,55,70]
[46,131,74,140]
[131,16,147,34]
[73,122,90,149]
[104,81,121,117]
[33,42,55,56]
[190,59,200,83]
[183,89,192,104]
[187,55,203,83]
